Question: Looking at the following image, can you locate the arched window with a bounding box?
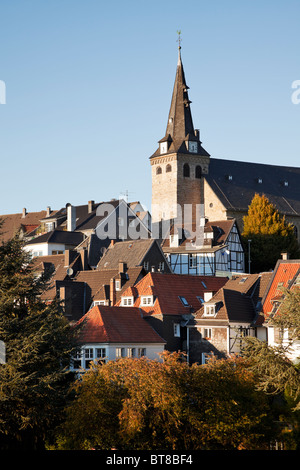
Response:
[183,163,190,177]
[166,164,172,173]
[195,165,202,179]
[156,166,162,175]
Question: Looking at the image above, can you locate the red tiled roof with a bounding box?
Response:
[262,260,300,317]
[118,272,228,316]
[76,305,166,344]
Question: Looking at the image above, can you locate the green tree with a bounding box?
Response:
[242,193,300,272]
[0,235,79,450]
[56,353,277,450]
[242,286,300,448]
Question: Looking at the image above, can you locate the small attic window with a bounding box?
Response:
[141,295,154,306]
[160,142,168,154]
[239,277,248,284]
[283,181,289,187]
[226,175,232,181]
[179,296,189,306]
[257,178,263,184]
[204,304,216,316]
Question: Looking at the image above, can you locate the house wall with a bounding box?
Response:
[188,325,228,364]
[145,314,185,353]
[189,323,258,364]
[267,326,300,363]
[71,342,165,371]
[142,242,172,273]
[24,242,66,257]
[204,180,228,221]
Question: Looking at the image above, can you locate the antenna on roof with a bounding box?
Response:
[119,190,134,203]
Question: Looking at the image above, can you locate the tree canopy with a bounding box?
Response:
[56,352,277,450]
[0,235,79,450]
[242,193,300,272]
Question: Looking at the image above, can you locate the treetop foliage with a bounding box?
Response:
[242,193,300,272]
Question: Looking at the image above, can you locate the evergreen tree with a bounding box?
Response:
[242,193,300,273]
[0,235,79,450]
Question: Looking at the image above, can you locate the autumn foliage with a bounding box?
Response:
[242,193,300,272]
[56,352,277,450]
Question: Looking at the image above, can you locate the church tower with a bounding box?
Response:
[150,42,210,236]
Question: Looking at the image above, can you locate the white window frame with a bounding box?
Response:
[92,300,107,307]
[189,254,197,268]
[116,347,126,359]
[143,261,149,270]
[127,347,136,358]
[138,348,146,358]
[204,304,216,316]
[141,295,153,306]
[203,328,212,339]
[174,323,181,337]
[201,352,214,364]
[160,142,168,154]
[158,261,164,271]
[96,348,107,364]
[122,296,134,306]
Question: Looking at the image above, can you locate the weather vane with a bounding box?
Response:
[177,30,182,49]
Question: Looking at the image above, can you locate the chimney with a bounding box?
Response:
[66,203,76,231]
[22,208,27,218]
[88,200,94,213]
[46,206,51,217]
[59,286,72,318]
[110,278,116,305]
[281,252,290,260]
[64,250,71,267]
[118,261,127,274]
[80,248,88,270]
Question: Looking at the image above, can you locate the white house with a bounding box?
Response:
[71,305,166,371]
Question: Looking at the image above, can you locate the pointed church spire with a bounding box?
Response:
[150,35,210,158]
[165,37,195,147]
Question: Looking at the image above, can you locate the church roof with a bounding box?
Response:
[150,46,210,158]
[206,158,300,216]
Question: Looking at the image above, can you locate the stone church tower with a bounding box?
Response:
[150,44,210,237]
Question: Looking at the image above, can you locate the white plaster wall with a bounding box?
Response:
[72,342,165,370]
[24,243,66,257]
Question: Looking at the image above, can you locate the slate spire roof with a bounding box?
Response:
[164,45,195,146]
[151,45,210,158]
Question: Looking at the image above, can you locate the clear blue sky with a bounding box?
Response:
[0,0,299,215]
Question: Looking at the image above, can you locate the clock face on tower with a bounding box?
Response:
[188,141,197,153]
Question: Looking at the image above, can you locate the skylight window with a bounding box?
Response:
[179,296,189,306]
